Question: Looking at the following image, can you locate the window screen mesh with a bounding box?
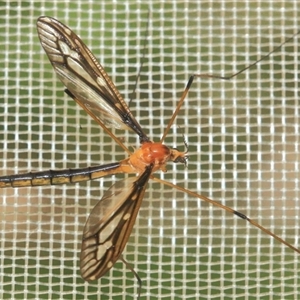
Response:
[1,1,300,299]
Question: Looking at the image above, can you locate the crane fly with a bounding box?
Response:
[1,16,300,297]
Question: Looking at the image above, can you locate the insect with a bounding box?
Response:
[1,16,299,298]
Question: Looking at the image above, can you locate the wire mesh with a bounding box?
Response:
[0,1,300,299]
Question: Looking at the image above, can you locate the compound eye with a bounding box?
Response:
[173,156,188,165]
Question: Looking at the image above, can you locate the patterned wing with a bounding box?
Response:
[80,164,153,280]
[36,16,149,142]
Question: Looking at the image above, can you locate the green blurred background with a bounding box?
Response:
[0,1,300,299]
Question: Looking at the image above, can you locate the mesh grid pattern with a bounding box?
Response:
[1,1,300,299]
